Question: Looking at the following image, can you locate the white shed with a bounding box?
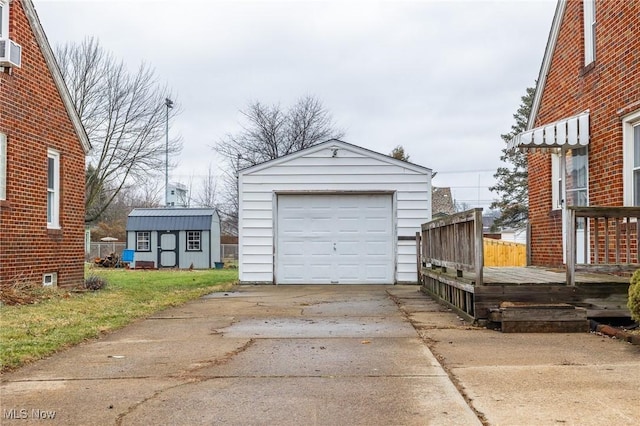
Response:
[238,139,432,284]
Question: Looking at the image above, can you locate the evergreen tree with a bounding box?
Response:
[490,86,535,230]
[390,145,410,161]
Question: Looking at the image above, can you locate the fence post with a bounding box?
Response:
[474,208,484,286]
[415,231,421,284]
[566,207,576,286]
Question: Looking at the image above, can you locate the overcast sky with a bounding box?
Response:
[34,0,557,209]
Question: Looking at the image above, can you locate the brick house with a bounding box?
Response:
[509,0,639,267]
[0,0,90,288]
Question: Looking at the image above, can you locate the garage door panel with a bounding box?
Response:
[309,263,332,282]
[277,194,393,284]
[365,242,390,256]
[281,242,305,255]
[364,265,390,281]
[338,241,360,255]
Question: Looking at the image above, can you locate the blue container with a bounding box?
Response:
[121,249,135,263]
[214,262,224,269]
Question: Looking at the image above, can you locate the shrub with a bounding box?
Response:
[0,278,59,306]
[84,275,108,291]
[628,270,640,322]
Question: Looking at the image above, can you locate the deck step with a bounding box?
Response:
[494,302,589,333]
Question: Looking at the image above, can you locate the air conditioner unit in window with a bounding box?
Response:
[0,38,22,68]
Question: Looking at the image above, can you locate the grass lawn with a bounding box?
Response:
[0,267,237,372]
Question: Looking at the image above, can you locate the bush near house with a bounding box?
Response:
[629,270,640,323]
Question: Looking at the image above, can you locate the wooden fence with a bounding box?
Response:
[420,209,484,319]
[483,238,526,267]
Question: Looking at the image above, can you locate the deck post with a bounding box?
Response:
[474,208,484,286]
[566,207,576,286]
[416,231,421,282]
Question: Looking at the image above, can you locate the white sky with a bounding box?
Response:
[33,0,557,210]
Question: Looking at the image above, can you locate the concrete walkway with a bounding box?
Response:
[1,286,480,425]
[389,286,640,426]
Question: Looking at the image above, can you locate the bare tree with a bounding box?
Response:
[216,96,343,169]
[193,164,218,208]
[56,37,182,223]
[215,96,343,235]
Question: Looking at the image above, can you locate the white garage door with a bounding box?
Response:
[276,194,394,284]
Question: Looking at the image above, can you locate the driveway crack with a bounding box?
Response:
[115,339,255,425]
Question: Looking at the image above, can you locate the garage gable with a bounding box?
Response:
[241,139,432,177]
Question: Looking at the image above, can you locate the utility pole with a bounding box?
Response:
[165,98,174,207]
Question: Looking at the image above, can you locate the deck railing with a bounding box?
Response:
[567,206,640,286]
[421,208,484,286]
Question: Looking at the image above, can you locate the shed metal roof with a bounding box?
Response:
[126,208,219,231]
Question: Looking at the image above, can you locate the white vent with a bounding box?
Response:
[43,272,57,287]
[0,38,21,68]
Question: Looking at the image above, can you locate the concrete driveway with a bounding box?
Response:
[0,285,480,425]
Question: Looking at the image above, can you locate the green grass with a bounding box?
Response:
[0,268,238,372]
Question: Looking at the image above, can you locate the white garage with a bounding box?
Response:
[238,139,432,285]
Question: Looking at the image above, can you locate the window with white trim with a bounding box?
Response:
[551,148,589,209]
[0,132,6,200]
[186,231,201,251]
[583,0,596,65]
[43,272,57,287]
[565,147,588,207]
[623,110,640,206]
[551,150,562,210]
[136,231,151,251]
[0,0,9,39]
[47,149,60,228]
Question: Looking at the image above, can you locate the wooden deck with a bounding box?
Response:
[421,265,630,321]
[419,208,637,324]
[478,266,628,285]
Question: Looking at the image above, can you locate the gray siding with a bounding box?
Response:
[126,209,221,269]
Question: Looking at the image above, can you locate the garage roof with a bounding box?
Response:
[126,208,218,231]
[239,139,432,176]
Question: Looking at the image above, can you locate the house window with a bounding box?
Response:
[47,149,60,228]
[43,272,57,287]
[551,150,562,210]
[186,231,201,251]
[136,231,151,251]
[0,132,6,201]
[551,148,589,209]
[583,0,596,65]
[623,110,640,206]
[0,0,9,39]
[565,147,589,207]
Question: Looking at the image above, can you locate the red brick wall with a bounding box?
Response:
[0,0,86,288]
[529,0,640,266]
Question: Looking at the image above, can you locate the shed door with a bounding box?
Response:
[276,194,394,284]
[158,231,179,268]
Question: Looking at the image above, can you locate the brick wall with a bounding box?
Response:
[528,0,640,266]
[0,0,86,287]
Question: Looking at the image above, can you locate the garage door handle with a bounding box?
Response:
[333,243,336,251]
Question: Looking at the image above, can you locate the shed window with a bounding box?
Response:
[136,231,151,251]
[187,231,201,251]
